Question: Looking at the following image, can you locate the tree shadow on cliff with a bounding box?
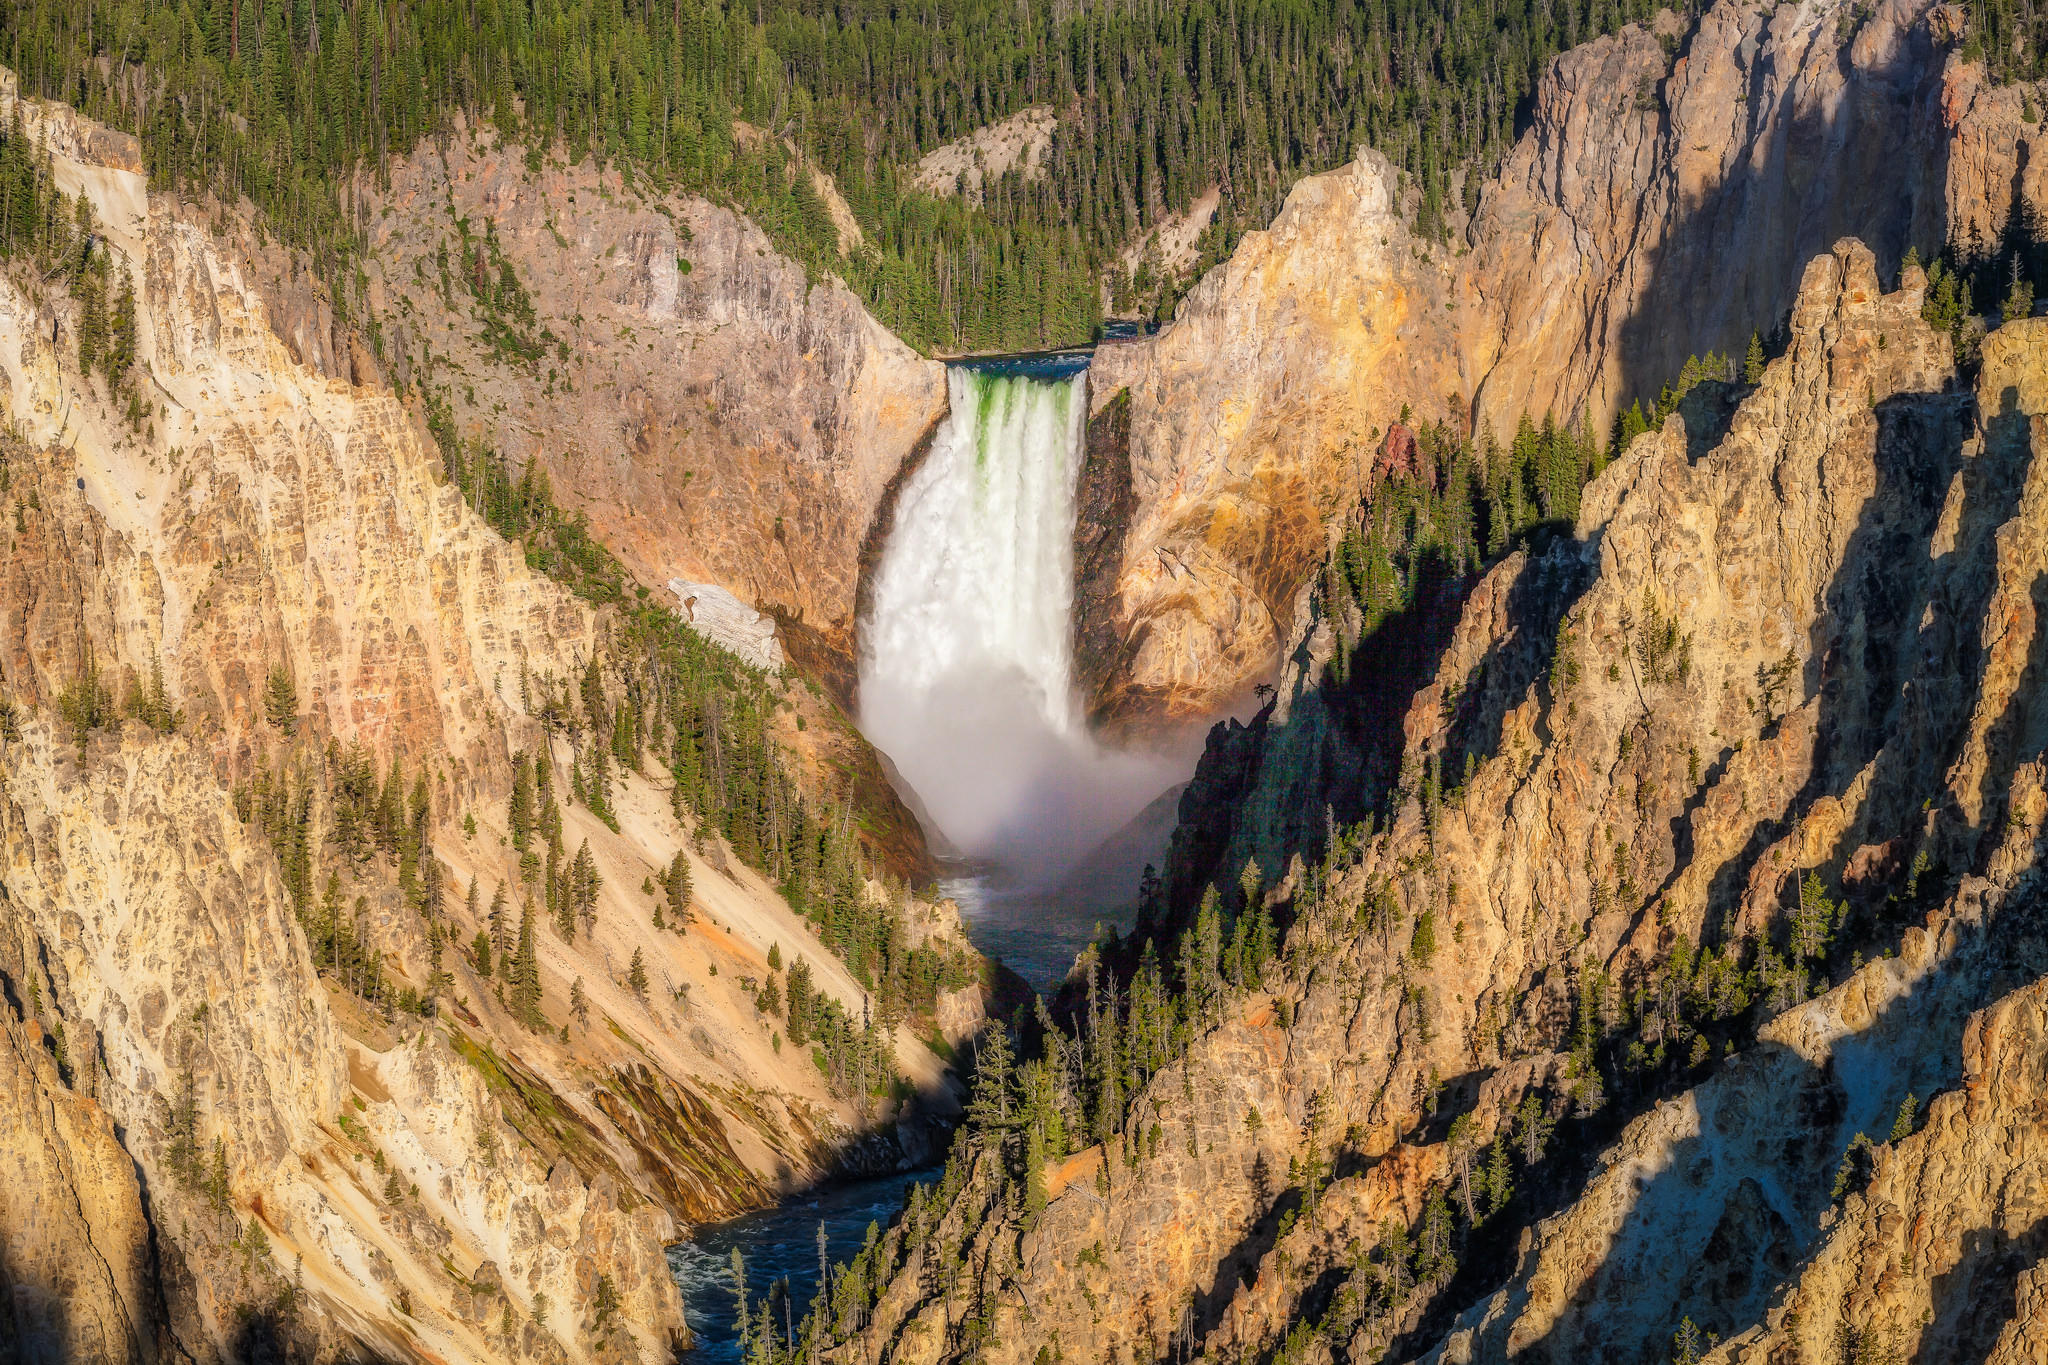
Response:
[1436,526,1599,782]
[1602,6,1950,431]
[1492,881,2046,1365]
[1408,380,2046,1363]
[228,1302,344,1365]
[1930,393,2048,867]
[0,1263,79,1365]
[1140,545,1476,950]
[1469,381,2048,1357]
[1914,1212,2048,1365]
[1741,385,2043,972]
[1697,389,1987,942]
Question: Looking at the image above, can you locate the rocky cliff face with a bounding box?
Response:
[1084,0,2007,728]
[1086,150,1457,733]
[0,949,162,1365]
[1701,971,2048,1365]
[829,250,2048,1364]
[0,81,974,1365]
[353,125,946,703]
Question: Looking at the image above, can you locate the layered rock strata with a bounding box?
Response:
[0,78,971,1365]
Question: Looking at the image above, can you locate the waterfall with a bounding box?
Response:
[861,362,1178,880]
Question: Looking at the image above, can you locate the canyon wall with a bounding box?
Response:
[835,250,2048,1363]
[0,80,973,1365]
[1085,0,2003,728]
[351,126,947,697]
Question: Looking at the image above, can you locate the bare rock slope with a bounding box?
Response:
[0,81,973,1365]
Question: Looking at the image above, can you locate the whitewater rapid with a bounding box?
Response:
[860,362,1179,881]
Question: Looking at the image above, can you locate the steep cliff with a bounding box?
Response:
[0,952,162,1365]
[1085,0,2004,727]
[349,125,947,709]
[0,78,975,1365]
[825,249,2048,1364]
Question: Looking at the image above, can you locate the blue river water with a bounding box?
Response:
[670,1169,933,1361]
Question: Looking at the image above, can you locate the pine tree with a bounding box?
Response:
[1890,1092,1918,1142]
[489,885,511,960]
[590,1272,621,1337]
[1418,1188,1457,1281]
[57,641,115,757]
[1516,1093,1553,1167]
[1378,1217,1414,1305]
[554,864,577,942]
[1447,1113,1480,1222]
[570,976,589,1029]
[1792,872,1840,962]
[76,266,105,375]
[1615,400,1652,458]
[1743,331,1766,384]
[1672,1317,1705,1365]
[581,656,607,734]
[166,1067,200,1185]
[785,958,814,1046]
[628,948,649,1000]
[509,754,535,851]
[1410,909,1439,965]
[512,898,543,1028]
[103,267,137,390]
[472,928,494,978]
[968,1023,1016,1133]
[2003,258,2036,325]
[666,850,693,923]
[207,1136,232,1214]
[571,840,603,935]
[1484,1137,1512,1217]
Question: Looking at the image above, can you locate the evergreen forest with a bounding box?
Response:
[6,0,1767,354]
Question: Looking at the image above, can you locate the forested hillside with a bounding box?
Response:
[12,0,1713,352]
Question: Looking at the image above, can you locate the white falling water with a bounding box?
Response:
[861,365,1179,882]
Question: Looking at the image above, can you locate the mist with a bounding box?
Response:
[862,664,1192,878]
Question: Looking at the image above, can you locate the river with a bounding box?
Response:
[670,1169,932,1361]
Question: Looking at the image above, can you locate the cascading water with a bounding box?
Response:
[860,358,1185,981]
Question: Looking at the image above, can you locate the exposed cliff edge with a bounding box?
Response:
[0,78,979,1365]
[826,247,2048,1364]
[1086,0,1993,729]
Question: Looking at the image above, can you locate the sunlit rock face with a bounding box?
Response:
[0,72,976,1365]
[1084,0,1995,728]
[831,245,2048,1365]
[354,128,947,685]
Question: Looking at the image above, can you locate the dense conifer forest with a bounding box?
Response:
[11,0,1722,353]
